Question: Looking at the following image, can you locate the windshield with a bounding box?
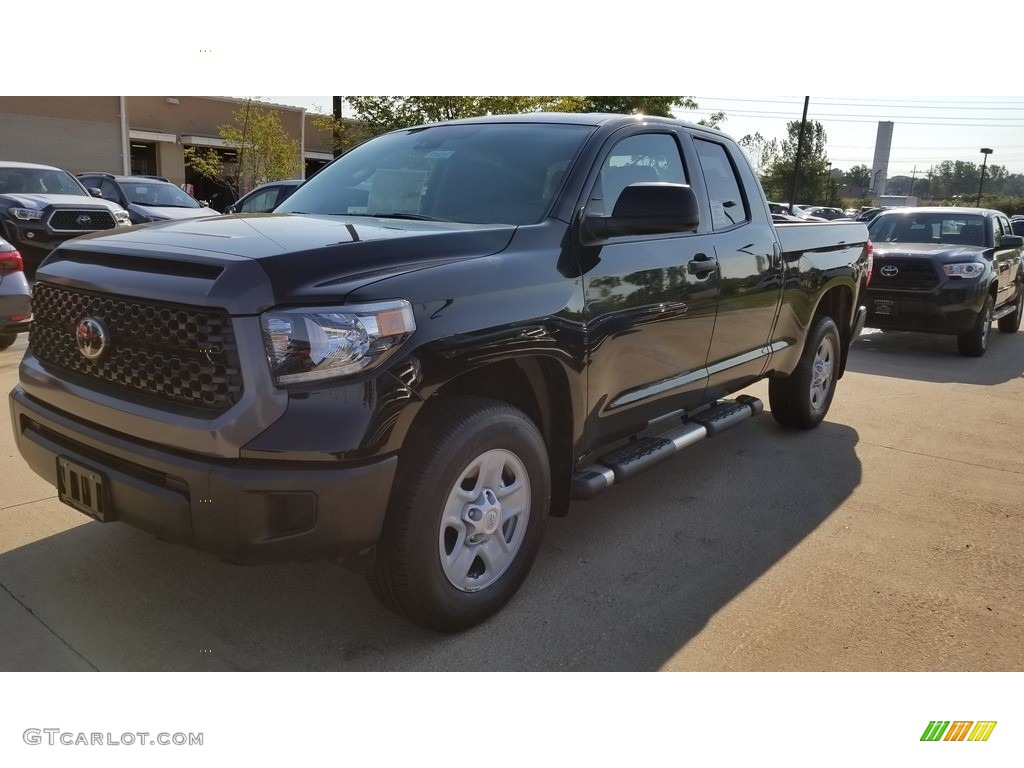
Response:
[869,213,987,247]
[125,181,202,208]
[277,122,593,226]
[0,166,87,196]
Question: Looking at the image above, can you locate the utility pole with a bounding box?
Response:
[909,165,917,197]
[333,97,343,158]
[789,97,810,211]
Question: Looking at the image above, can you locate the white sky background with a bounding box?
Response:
[13,2,1020,180]
[259,94,1024,178]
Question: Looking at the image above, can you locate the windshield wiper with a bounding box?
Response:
[339,212,449,222]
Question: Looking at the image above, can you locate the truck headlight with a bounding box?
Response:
[114,210,132,226]
[10,208,44,221]
[261,300,416,385]
[943,263,985,278]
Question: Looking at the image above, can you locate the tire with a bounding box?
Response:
[371,396,551,632]
[958,295,994,357]
[997,285,1023,333]
[0,332,15,351]
[769,315,841,429]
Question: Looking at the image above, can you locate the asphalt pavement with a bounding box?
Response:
[1,327,1022,671]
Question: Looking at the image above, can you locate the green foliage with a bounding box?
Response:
[757,120,830,203]
[846,164,871,190]
[574,97,697,117]
[184,100,300,197]
[335,96,703,142]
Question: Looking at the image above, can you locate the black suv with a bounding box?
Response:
[77,173,220,225]
[864,207,1024,356]
[0,161,131,274]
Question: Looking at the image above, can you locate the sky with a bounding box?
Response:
[14,3,1022,181]
[258,95,1024,179]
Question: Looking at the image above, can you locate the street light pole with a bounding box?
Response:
[977,148,993,207]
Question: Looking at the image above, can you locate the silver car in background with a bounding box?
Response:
[0,235,31,351]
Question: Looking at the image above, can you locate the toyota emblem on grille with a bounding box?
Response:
[76,214,92,226]
[75,317,110,360]
[880,265,899,277]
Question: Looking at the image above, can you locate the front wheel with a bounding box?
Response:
[371,396,551,632]
[769,315,841,429]
[958,295,994,356]
[997,285,1023,333]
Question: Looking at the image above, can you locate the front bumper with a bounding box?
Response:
[863,280,987,334]
[10,386,398,564]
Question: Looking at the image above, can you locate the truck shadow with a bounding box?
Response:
[847,327,1024,385]
[0,415,860,672]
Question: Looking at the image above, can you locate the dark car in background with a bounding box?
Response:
[0,235,31,351]
[225,179,303,214]
[77,173,220,225]
[864,207,1024,356]
[0,161,131,274]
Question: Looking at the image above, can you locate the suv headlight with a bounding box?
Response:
[943,263,985,278]
[10,208,44,221]
[261,300,416,385]
[114,210,132,226]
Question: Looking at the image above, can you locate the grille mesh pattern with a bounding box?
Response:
[48,210,118,231]
[873,259,939,290]
[30,282,243,411]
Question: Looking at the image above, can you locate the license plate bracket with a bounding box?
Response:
[57,456,108,522]
[873,298,897,316]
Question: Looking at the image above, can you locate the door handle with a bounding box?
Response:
[687,253,718,277]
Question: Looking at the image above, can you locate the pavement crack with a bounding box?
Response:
[1,496,58,511]
[0,580,99,671]
[854,438,1024,475]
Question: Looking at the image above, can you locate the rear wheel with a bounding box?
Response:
[958,295,994,356]
[997,285,1023,333]
[371,396,550,632]
[0,332,15,351]
[769,315,841,429]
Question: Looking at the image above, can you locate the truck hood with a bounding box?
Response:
[873,242,988,262]
[0,193,125,211]
[129,203,222,221]
[57,212,519,303]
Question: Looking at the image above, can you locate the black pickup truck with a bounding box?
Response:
[10,113,870,631]
[864,207,1024,355]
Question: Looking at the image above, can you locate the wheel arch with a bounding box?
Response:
[404,356,578,517]
[811,283,855,378]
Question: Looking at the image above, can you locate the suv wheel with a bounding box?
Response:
[372,396,550,632]
[958,295,994,356]
[0,332,15,351]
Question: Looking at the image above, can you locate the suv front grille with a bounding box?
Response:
[47,209,117,232]
[30,282,243,412]
[872,259,939,290]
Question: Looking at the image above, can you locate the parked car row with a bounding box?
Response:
[0,235,31,351]
[1,159,306,276]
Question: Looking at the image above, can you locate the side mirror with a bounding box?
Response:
[999,234,1024,248]
[225,204,236,214]
[582,183,700,243]
[87,187,102,197]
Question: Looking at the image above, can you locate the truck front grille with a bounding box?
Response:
[47,210,118,232]
[872,259,939,290]
[30,282,243,412]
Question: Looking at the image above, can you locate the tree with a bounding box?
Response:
[758,120,830,203]
[846,164,871,191]
[739,132,780,176]
[574,96,697,117]
[184,99,301,198]
[327,96,707,143]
